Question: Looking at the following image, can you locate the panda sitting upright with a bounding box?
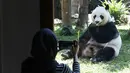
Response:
[80,5,122,62]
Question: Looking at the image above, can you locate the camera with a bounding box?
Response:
[57,40,78,51]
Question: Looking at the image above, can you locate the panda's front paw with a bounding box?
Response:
[90,57,104,63]
[90,58,96,63]
[61,50,73,60]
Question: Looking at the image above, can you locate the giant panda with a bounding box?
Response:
[80,5,122,62]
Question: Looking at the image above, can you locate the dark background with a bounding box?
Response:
[0,0,53,73]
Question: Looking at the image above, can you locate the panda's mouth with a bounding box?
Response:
[95,22,101,26]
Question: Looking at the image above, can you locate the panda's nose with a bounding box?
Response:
[95,21,99,24]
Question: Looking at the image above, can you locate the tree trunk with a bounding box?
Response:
[54,0,62,19]
[61,0,73,36]
[71,0,80,15]
[76,0,89,30]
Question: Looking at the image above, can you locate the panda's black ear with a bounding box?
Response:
[105,4,109,10]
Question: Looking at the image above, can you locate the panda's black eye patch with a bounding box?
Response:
[100,15,104,19]
[93,15,96,19]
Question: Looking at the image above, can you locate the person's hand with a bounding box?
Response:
[72,40,79,62]
[72,40,79,56]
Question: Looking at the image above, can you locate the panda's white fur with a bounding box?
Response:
[81,5,122,62]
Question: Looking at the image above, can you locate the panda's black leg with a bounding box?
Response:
[90,47,115,62]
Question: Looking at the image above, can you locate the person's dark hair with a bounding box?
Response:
[31,28,58,60]
[21,28,59,73]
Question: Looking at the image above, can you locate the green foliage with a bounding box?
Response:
[54,24,84,37]
[102,0,129,25]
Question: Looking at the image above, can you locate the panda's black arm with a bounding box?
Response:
[101,22,119,40]
[88,22,119,43]
[79,27,91,44]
